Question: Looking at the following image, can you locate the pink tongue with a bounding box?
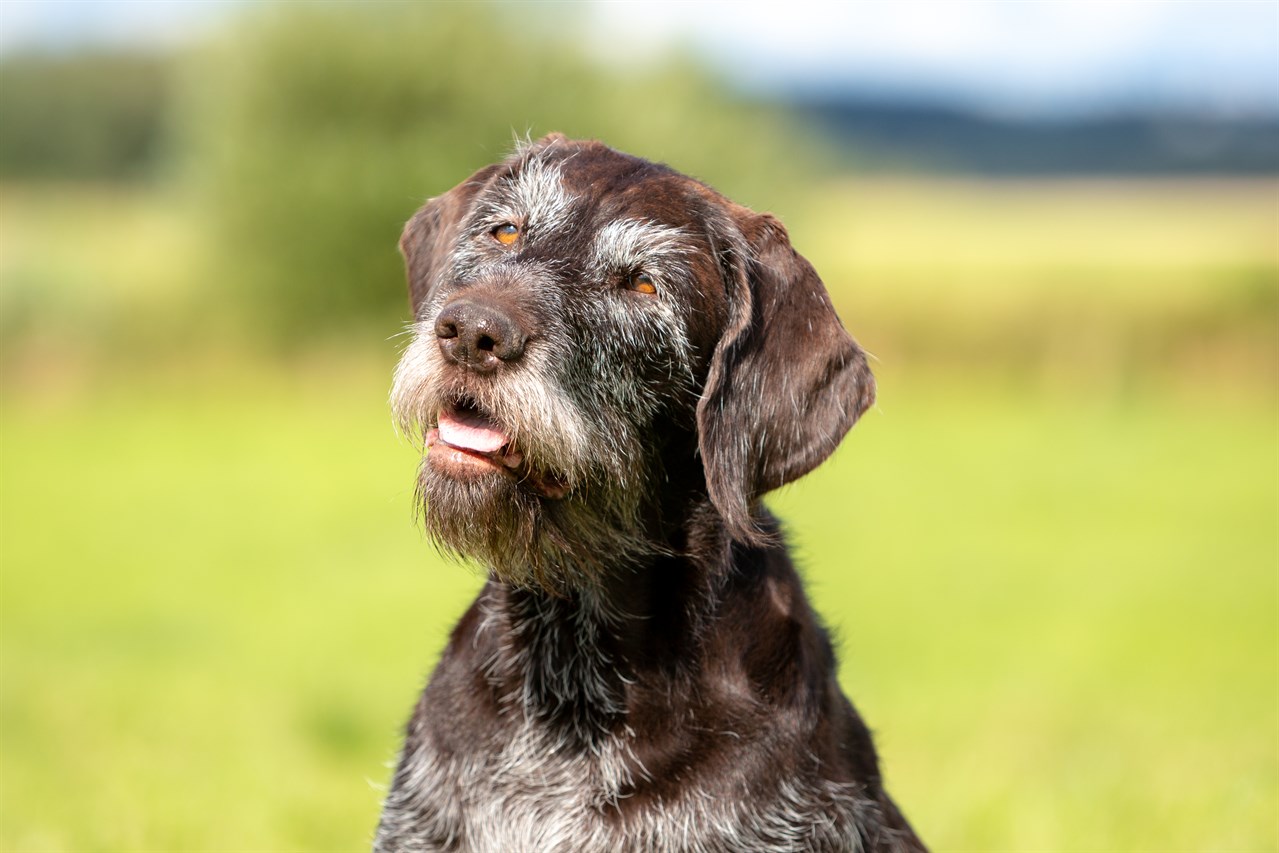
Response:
[437,408,509,454]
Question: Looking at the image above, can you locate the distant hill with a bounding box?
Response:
[795,95,1279,175]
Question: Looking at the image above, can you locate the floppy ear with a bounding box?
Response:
[400,164,501,313]
[696,212,876,544]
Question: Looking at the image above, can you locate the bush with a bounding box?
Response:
[0,51,173,181]
[183,2,816,343]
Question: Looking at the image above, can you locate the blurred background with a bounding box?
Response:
[1,1,1275,848]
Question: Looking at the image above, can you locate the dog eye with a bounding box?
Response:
[492,224,520,246]
[628,272,657,295]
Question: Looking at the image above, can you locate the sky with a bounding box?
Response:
[1,0,1276,117]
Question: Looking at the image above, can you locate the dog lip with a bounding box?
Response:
[429,440,507,475]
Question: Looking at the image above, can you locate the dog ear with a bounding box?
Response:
[400,164,501,313]
[696,212,876,544]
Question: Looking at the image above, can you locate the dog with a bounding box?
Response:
[377,134,924,852]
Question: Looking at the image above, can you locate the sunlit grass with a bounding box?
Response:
[3,178,1276,383]
[1,363,462,849]
[3,361,1275,850]
[1,178,1276,849]
[788,178,1279,395]
[797,177,1278,286]
[772,376,1278,849]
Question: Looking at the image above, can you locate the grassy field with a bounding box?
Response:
[2,180,1276,850]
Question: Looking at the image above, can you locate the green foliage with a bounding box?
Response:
[0,51,173,181]
[183,2,812,343]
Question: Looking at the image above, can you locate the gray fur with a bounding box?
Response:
[377,137,922,852]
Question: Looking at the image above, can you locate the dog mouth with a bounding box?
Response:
[430,401,524,468]
[426,400,567,499]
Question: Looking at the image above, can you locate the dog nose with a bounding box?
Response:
[434,297,528,372]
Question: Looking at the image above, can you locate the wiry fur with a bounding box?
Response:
[390,156,696,590]
[377,588,911,853]
[392,299,664,590]
[377,135,923,852]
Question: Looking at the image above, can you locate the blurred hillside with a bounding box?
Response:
[0,0,1275,387]
[799,95,1279,175]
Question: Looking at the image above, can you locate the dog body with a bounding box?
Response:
[378,136,923,852]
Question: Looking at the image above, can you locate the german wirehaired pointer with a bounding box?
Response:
[377,135,924,852]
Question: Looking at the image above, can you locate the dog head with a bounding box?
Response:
[392,135,874,591]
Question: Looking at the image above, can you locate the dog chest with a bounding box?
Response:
[377,717,875,853]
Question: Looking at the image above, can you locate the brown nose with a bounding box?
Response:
[434,296,528,372]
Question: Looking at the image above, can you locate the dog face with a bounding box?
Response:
[392,135,874,591]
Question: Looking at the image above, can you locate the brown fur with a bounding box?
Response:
[377,135,924,852]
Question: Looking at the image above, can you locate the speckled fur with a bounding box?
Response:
[377,136,924,852]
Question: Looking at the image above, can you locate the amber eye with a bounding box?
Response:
[493,223,520,246]
[628,272,657,295]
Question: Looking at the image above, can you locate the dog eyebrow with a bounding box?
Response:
[489,157,575,236]
[590,219,692,275]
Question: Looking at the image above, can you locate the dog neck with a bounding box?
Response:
[476,497,745,745]
[481,582,626,744]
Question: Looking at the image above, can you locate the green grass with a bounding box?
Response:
[2,177,1276,849]
[4,178,1276,386]
[773,377,1278,849]
[1,363,457,850]
[789,178,1279,392]
[2,361,1274,850]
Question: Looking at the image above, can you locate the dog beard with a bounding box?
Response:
[416,454,658,593]
[393,325,668,592]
